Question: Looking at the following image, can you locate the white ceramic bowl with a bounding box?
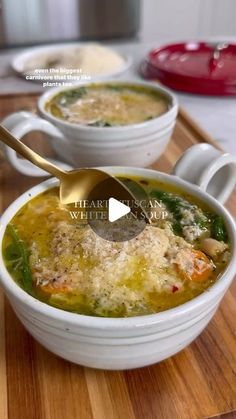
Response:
[1,80,178,174]
[0,164,235,370]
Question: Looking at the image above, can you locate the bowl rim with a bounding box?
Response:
[0,167,235,330]
[38,79,178,133]
[51,120,177,148]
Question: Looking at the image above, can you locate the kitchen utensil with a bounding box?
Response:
[141,41,236,95]
[0,125,147,214]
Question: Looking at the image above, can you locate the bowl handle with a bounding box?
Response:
[1,111,65,177]
[172,144,236,204]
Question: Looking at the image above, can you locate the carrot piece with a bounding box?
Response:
[176,249,213,282]
[39,283,69,295]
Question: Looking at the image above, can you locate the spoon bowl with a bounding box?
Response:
[0,125,149,221]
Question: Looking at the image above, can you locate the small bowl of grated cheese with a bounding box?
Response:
[11,43,132,83]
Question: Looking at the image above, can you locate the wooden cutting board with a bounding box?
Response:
[0,95,235,419]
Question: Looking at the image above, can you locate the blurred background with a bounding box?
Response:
[0,0,235,47]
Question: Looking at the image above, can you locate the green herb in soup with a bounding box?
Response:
[4,224,32,293]
[2,177,230,318]
[45,84,169,126]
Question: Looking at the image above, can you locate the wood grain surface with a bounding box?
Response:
[0,95,235,419]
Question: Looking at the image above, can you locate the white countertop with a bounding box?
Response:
[0,41,235,155]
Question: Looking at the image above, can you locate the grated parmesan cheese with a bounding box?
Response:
[30,222,190,316]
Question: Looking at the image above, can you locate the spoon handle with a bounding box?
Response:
[0,125,66,179]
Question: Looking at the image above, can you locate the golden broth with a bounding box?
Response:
[2,177,230,317]
[45,84,169,126]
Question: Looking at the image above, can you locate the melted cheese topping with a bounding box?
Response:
[46,85,168,126]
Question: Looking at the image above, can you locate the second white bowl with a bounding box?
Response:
[1,81,178,175]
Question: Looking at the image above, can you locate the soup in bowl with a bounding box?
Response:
[1,81,178,173]
[0,167,235,370]
[45,83,169,127]
[2,177,231,318]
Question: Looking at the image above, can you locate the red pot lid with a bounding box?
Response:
[141,41,236,96]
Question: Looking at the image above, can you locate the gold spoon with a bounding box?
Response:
[0,125,150,222]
